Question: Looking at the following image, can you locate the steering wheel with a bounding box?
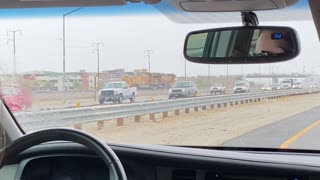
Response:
[0,128,127,180]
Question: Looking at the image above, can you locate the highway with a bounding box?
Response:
[31,89,215,110]
[18,89,305,132]
[32,88,261,110]
[224,106,320,149]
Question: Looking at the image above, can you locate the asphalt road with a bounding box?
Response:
[223,106,320,149]
[33,88,263,110]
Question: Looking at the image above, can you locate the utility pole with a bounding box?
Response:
[241,64,244,78]
[185,60,187,80]
[258,64,261,83]
[7,30,21,77]
[62,7,81,103]
[92,42,104,84]
[93,42,104,101]
[259,64,261,74]
[226,65,229,88]
[93,42,104,82]
[208,64,211,82]
[144,50,153,73]
[269,64,271,86]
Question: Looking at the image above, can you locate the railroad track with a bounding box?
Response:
[15,89,320,132]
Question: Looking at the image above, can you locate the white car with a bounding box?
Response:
[99,81,137,104]
[210,84,226,95]
[292,82,303,89]
[261,85,272,91]
[310,84,318,88]
[234,81,250,93]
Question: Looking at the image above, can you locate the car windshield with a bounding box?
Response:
[174,82,191,88]
[104,83,123,89]
[213,84,222,87]
[1,0,320,151]
[235,83,245,86]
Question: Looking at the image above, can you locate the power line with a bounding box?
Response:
[7,30,22,77]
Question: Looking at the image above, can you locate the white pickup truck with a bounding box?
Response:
[234,81,250,93]
[210,83,226,95]
[98,81,137,104]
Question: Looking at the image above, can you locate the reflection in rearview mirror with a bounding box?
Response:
[184,26,300,64]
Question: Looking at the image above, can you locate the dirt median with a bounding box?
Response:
[81,93,320,146]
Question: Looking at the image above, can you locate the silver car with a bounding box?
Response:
[169,81,198,99]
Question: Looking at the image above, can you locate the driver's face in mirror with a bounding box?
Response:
[255,30,290,55]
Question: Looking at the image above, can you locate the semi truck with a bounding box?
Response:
[122,70,176,89]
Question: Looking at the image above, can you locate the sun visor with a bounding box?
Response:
[0,0,127,9]
[155,0,310,23]
[168,0,300,12]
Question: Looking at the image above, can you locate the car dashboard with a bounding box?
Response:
[0,143,319,180]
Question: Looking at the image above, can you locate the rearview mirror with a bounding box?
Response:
[184,26,300,64]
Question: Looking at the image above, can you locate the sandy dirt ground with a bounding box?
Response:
[79,93,320,146]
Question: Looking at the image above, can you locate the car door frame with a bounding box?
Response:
[122,83,130,98]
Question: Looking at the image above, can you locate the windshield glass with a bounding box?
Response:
[174,82,191,88]
[235,83,245,86]
[213,84,222,87]
[104,83,123,89]
[2,0,320,151]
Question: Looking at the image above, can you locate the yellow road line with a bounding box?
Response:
[280,120,320,149]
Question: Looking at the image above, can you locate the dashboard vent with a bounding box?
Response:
[172,169,196,180]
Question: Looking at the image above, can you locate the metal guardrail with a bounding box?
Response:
[15,88,320,131]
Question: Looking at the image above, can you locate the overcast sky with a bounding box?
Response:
[0,6,318,76]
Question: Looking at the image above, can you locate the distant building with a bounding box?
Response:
[22,71,98,92]
[102,69,125,82]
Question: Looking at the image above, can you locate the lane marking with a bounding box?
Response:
[280,120,320,149]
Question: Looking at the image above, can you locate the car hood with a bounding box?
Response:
[171,87,189,90]
[101,88,123,91]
